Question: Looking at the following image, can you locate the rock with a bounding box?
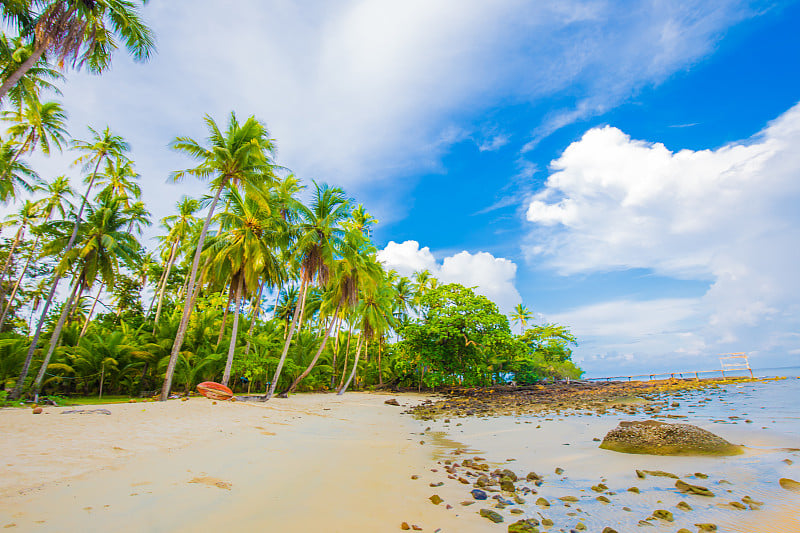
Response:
[32,407,43,414]
[575,523,586,531]
[385,398,400,406]
[676,501,692,511]
[535,497,550,507]
[411,475,419,480]
[476,475,489,487]
[479,509,504,523]
[559,496,579,502]
[783,458,793,465]
[526,472,542,481]
[429,482,443,487]
[555,467,564,474]
[726,501,746,510]
[741,495,763,507]
[501,469,518,481]
[458,477,470,484]
[627,487,640,493]
[601,528,618,533]
[675,480,714,497]
[513,494,525,504]
[639,470,678,478]
[600,420,742,456]
[412,526,422,531]
[694,524,717,532]
[694,472,708,479]
[509,508,524,515]
[677,529,692,533]
[461,501,475,506]
[596,495,610,503]
[429,494,443,505]
[591,484,607,492]
[508,519,539,532]
[541,518,554,526]
[401,522,410,530]
[471,489,488,500]
[651,509,673,521]
[779,478,800,491]
[500,480,515,492]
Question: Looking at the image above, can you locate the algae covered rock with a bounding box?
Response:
[695,524,717,532]
[675,479,715,497]
[599,420,743,456]
[508,519,539,532]
[480,508,504,523]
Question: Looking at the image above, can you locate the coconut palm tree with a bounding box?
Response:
[0,137,38,202]
[160,112,277,400]
[0,200,40,296]
[266,183,350,399]
[32,195,140,396]
[510,303,533,334]
[1,95,68,167]
[0,0,155,101]
[0,34,63,107]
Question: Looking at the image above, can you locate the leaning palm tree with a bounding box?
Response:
[266,183,350,399]
[0,34,63,107]
[0,200,40,293]
[32,196,140,396]
[160,112,277,401]
[0,0,155,101]
[11,126,129,400]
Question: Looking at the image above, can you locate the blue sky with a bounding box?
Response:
[7,0,800,375]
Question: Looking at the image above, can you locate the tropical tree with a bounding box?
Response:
[0,34,63,107]
[160,112,277,400]
[510,303,533,334]
[0,137,38,202]
[0,0,155,101]
[267,183,350,399]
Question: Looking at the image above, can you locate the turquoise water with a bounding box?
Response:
[427,371,800,532]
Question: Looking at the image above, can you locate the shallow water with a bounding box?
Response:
[426,371,800,532]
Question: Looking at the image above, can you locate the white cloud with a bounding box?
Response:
[528,103,800,372]
[377,240,521,314]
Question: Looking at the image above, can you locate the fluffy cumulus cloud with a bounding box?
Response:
[527,103,800,372]
[377,241,521,314]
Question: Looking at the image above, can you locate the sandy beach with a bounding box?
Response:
[2,386,799,532]
[0,393,487,532]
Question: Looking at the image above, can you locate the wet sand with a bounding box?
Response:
[0,393,487,532]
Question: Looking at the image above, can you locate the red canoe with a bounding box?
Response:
[197,381,234,401]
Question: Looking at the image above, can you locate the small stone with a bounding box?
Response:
[575,523,586,531]
[596,495,610,503]
[675,480,714,497]
[479,509,504,523]
[526,472,542,481]
[727,501,746,510]
[32,407,43,414]
[694,524,717,532]
[676,529,692,533]
[651,509,673,522]
[500,480,516,492]
[555,467,564,474]
[676,501,692,511]
[471,489,488,500]
[783,458,794,465]
[509,508,524,515]
[542,518,554,526]
[458,477,470,484]
[401,523,410,530]
[429,482,443,487]
[779,478,800,491]
[694,472,708,479]
[412,526,422,531]
[508,519,539,532]
[385,398,400,406]
[559,496,579,502]
[535,497,550,507]
[460,501,475,506]
[591,483,608,492]
[601,528,618,533]
[429,494,443,505]
[627,487,640,493]
[411,475,419,480]
[501,469,518,481]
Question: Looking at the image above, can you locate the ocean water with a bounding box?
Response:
[426,369,800,532]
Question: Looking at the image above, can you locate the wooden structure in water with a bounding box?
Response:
[585,352,754,382]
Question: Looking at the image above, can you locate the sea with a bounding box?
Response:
[426,366,800,532]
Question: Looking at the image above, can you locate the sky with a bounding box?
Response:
[5,0,800,376]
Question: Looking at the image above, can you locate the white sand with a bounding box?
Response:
[0,393,487,532]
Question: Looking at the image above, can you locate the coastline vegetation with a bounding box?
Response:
[0,1,583,403]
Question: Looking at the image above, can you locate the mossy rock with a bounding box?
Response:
[675,480,714,497]
[535,497,550,507]
[695,524,717,532]
[627,486,640,493]
[676,501,692,511]
[508,519,539,532]
[600,420,743,456]
[479,508,504,523]
[779,477,800,491]
[651,509,673,522]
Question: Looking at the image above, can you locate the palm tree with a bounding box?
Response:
[149,197,198,326]
[11,127,130,399]
[267,183,350,399]
[0,200,40,296]
[160,112,277,400]
[0,176,72,329]
[0,0,155,101]
[32,196,140,396]
[94,155,140,204]
[510,303,533,334]
[1,95,69,171]
[0,137,38,202]
[0,34,63,107]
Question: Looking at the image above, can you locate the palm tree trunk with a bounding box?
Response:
[266,277,308,399]
[287,300,341,393]
[243,280,265,357]
[79,285,103,338]
[0,233,40,330]
[0,225,25,301]
[221,272,244,387]
[378,336,384,386]
[150,241,177,322]
[10,166,100,400]
[329,316,341,388]
[337,321,354,391]
[216,283,235,346]
[337,336,363,395]
[0,45,46,102]
[161,184,225,401]
[32,273,82,396]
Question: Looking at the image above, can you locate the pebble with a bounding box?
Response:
[470,489,487,500]
[429,494,443,505]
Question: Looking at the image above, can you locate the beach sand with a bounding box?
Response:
[2,391,798,532]
[0,393,486,532]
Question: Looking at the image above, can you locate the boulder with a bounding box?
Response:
[599,420,742,456]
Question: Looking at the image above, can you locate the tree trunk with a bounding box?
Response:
[79,285,102,338]
[337,322,354,391]
[150,240,177,325]
[329,317,342,389]
[243,280,265,358]
[0,45,46,102]
[10,165,100,400]
[160,183,225,401]
[221,272,244,387]
[378,336,384,386]
[287,300,341,393]
[0,224,25,302]
[337,336,363,395]
[0,232,39,330]
[216,283,235,346]
[266,277,308,399]
[31,273,82,396]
